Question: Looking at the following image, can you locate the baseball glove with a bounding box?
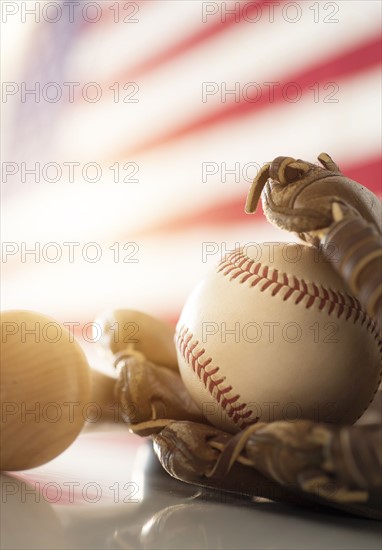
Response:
[98,153,382,519]
[246,153,382,325]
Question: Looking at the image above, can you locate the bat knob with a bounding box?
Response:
[0,310,91,471]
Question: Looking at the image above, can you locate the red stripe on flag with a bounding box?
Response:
[131,155,382,236]
[345,156,382,195]
[114,35,382,159]
[66,154,381,328]
[111,0,286,79]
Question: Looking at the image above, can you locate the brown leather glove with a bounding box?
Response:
[246,153,382,326]
[111,350,382,520]
[96,306,382,520]
[245,153,381,238]
[98,154,382,520]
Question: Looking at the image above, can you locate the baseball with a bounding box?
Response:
[175,242,381,433]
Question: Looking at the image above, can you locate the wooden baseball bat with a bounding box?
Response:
[0,309,178,471]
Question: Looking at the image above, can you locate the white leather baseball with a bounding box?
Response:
[175,242,381,433]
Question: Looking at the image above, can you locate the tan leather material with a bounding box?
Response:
[246,152,382,325]
[114,356,203,427]
[153,421,321,507]
[246,153,382,238]
[323,217,382,325]
[340,238,380,274]
[292,176,381,230]
[269,156,298,183]
[328,228,378,268]
[95,309,179,370]
[327,425,382,489]
[262,178,334,233]
[358,275,382,324]
[153,419,382,519]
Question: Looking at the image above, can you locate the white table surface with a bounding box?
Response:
[1,426,381,550]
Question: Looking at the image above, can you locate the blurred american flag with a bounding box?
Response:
[1,1,381,347]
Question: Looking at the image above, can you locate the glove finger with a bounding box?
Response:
[115,358,205,431]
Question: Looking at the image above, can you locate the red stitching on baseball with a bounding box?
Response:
[176,326,258,429]
[218,250,381,345]
[176,250,381,428]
